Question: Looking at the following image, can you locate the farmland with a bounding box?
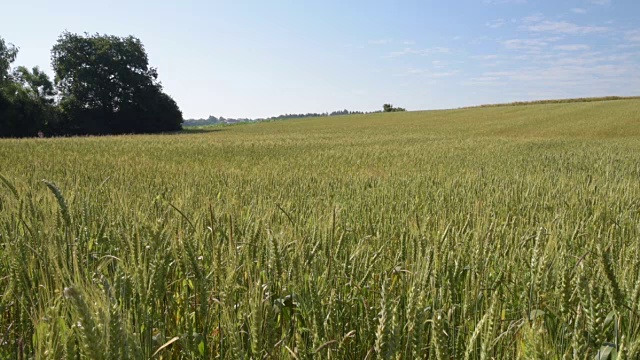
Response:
[1,98,640,358]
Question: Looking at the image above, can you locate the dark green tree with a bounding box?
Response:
[0,82,51,137]
[383,104,406,112]
[51,32,182,134]
[0,37,18,85]
[13,66,56,105]
[1,38,52,137]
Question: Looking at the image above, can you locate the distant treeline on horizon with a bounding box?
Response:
[186,96,640,127]
[184,109,380,127]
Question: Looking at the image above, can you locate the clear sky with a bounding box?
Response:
[2,0,639,119]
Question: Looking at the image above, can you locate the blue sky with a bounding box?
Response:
[2,0,639,119]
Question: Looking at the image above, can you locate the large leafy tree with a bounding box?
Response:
[1,37,53,137]
[51,32,182,134]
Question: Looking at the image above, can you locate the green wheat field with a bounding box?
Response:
[1,98,640,359]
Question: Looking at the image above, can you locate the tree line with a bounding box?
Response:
[184,106,406,127]
[0,32,183,138]
[184,109,374,127]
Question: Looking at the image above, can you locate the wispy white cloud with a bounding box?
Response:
[432,60,449,68]
[379,3,638,102]
[486,19,507,28]
[616,43,640,49]
[385,47,450,58]
[469,36,495,45]
[522,14,545,23]
[503,39,541,50]
[475,63,634,89]
[469,76,501,82]
[471,54,500,60]
[462,74,510,86]
[368,39,392,45]
[406,69,460,78]
[502,38,561,51]
[543,52,638,67]
[519,65,625,81]
[430,71,460,78]
[483,0,527,4]
[627,30,640,42]
[467,48,640,96]
[554,44,591,51]
[524,20,609,35]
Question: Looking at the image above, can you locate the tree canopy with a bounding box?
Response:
[383,104,406,112]
[0,33,183,138]
[51,32,182,135]
[0,38,51,137]
[0,37,18,85]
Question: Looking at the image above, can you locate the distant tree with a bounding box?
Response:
[51,32,182,135]
[383,104,406,112]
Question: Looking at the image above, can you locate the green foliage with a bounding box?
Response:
[0,37,56,138]
[51,32,182,135]
[383,103,406,112]
[1,99,640,358]
[0,82,52,137]
[0,33,182,138]
[0,37,18,85]
[0,37,53,137]
[13,66,56,105]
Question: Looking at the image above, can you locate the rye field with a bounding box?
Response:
[1,98,640,359]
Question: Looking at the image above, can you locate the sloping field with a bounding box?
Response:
[1,99,639,358]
